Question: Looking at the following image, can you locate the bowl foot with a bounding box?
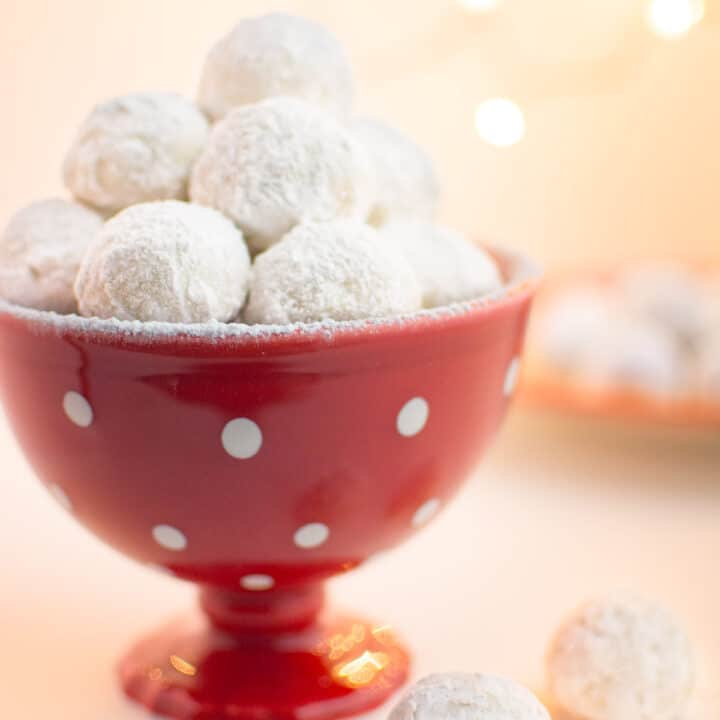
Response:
[118,610,410,720]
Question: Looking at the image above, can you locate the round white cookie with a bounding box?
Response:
[0,198,102,313]
[244,220,421,324]
[75,201,250,323]
[696,276,720,394]
[547,597,694,720]
[697,330,720,396]
[191,97,373,253]
[197,13,353,122]
[619,263,711,345]
[537,286,617,371]
[63,93,209,214]
[383,221,501,308]
[390,673,550,720]
[355,118,439,226]
[585,317,684,394]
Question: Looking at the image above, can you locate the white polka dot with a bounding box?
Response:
[396,397,429,437]
[152,525,187,552]
[240,574,275,591]
[504,357,521,397]
[294,523,330,549]
[412,498,441,528]
[63,391,93,427]
[49,484,72,512]
[221,418,263,459]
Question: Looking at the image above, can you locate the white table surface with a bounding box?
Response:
[1,406,719,719]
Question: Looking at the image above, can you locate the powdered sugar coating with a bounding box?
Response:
[63,93,209,214]
[619,264,712,345]
[697,330,720,396]
[547,597,694,720]
[390,673,550,720]
[190,97,374,254]
[0,246,532,348]
[383,221,501,308]
[75,201,250,323]
[0,198,102,313]
[537,285,686,393]
[585,317,683,394]
[197,13,353,122]
[537,286,617,371]
[244,220,421,324]
[355,118,439,226]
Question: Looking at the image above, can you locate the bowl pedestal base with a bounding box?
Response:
[118,584,410,720]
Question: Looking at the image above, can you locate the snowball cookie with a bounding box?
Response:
[75,201,250,323]
[0,198,102,313]
[244,220,421,324]
[584,318,684,394]
[383,221,502,308]
[191,97,374,253]
[697,332,720,396]
[546,597,694,720]
[197,13,353,122]
[537,286,617,371]
[619,264,711,345]
[355,118,439,226]
[389,673,550,720]
[63,93,209,214]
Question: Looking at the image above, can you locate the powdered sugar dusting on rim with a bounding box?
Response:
[0,248,540,346]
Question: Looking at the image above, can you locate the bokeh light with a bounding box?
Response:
[646,0,705,38]
[475,98,526,148]
[457,0,503,13]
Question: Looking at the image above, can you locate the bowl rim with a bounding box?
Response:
[0,246,541,352]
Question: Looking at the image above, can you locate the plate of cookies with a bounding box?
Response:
[522,261,720,427]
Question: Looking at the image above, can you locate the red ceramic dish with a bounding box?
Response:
[0,249,539,720]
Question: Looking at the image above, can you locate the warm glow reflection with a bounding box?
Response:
[475,98,526,148]
[371,624,397,645]
[457,0,502,12]
[147,667,164,681]
[322,624,367,660]
[646,0,704,37]
[333,650,390,688]
[314,621,405,690]
[169,655,197,677]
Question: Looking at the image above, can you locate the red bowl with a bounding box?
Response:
[0,248,539,720]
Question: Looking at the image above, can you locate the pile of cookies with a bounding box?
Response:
[536,264,720,398]
[0,13,502,326]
